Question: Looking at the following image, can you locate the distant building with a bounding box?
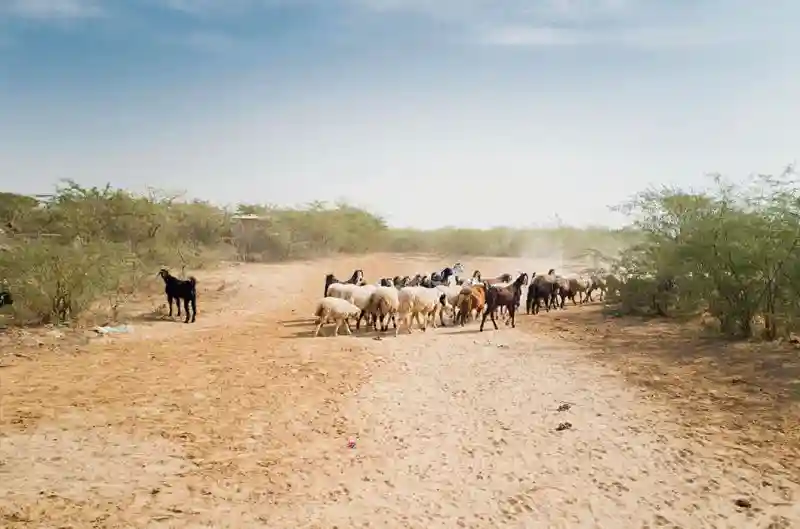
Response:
[230,214,270,261]
[230,214,268,236]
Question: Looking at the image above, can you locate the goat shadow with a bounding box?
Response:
[127,311,194,324]
[284,328,364,339]
[441,328,486,335]
[279,318,317,327]
[284,323,402,340]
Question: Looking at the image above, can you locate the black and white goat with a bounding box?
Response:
[158,268,197,323]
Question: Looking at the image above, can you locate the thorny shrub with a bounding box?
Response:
[609,166,800,339]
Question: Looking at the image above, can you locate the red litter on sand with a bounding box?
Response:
[347,438,357,449]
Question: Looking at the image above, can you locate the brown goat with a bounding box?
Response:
[455,284,486,326]
[480,273,528,331]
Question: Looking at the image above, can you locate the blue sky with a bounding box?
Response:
[0,0,798,229]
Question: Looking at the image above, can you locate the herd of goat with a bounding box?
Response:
[314,263,611,337]
[1,264,612,335]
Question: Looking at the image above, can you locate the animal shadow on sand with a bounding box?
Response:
[441,328,483,335]
[284,325,391,339]
[127,310,186,324]
[279,318,318,327]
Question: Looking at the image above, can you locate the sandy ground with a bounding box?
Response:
[1,254,799,528]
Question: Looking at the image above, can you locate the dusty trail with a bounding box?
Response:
[2,255,798,528]
[263,329,799,528]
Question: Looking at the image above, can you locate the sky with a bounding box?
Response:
[0,0,798,229]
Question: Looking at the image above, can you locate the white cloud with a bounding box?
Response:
[346,0,638,23]
[157,0,225,16]
[345,0,796,49]
[482,26,590,46]
[155,0,311,17]
[482,25,743,49]
[2,0,103,19]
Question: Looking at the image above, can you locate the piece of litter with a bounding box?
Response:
[93,324,134,335]
[347,438,357,449]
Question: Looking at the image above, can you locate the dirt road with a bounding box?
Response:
[1,255,798,528]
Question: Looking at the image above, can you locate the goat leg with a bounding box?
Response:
[398,313,409,335]
[490,304,499,330]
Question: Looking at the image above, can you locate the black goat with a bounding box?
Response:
[407,274,423,286]
[393,275,410,288]
[0,290,12,308]
[323,269,365,297]
[159,268,197,323]
[429,267,456,286]
[430,264,460,284]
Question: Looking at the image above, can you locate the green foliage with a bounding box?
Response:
[0,240,138,324]
[610,166,800,339]
[0,192,39,228]
[0,181,631,326]
[0,183,232,325]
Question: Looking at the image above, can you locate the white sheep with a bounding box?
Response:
[326,282,358,301]
[569,276,591,303]
[460,276,482,286]
[339,284,378,330]
[313,297,362,337]
[436,284,463,324]
[397,286,448,335]
[586,274,609,302]
[366,286,400,332]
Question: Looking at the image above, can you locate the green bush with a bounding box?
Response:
[610,166,800,339]
[0,240,137,324]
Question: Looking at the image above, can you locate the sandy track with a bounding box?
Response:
[262,331,799,528]
[1,255,799,528]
